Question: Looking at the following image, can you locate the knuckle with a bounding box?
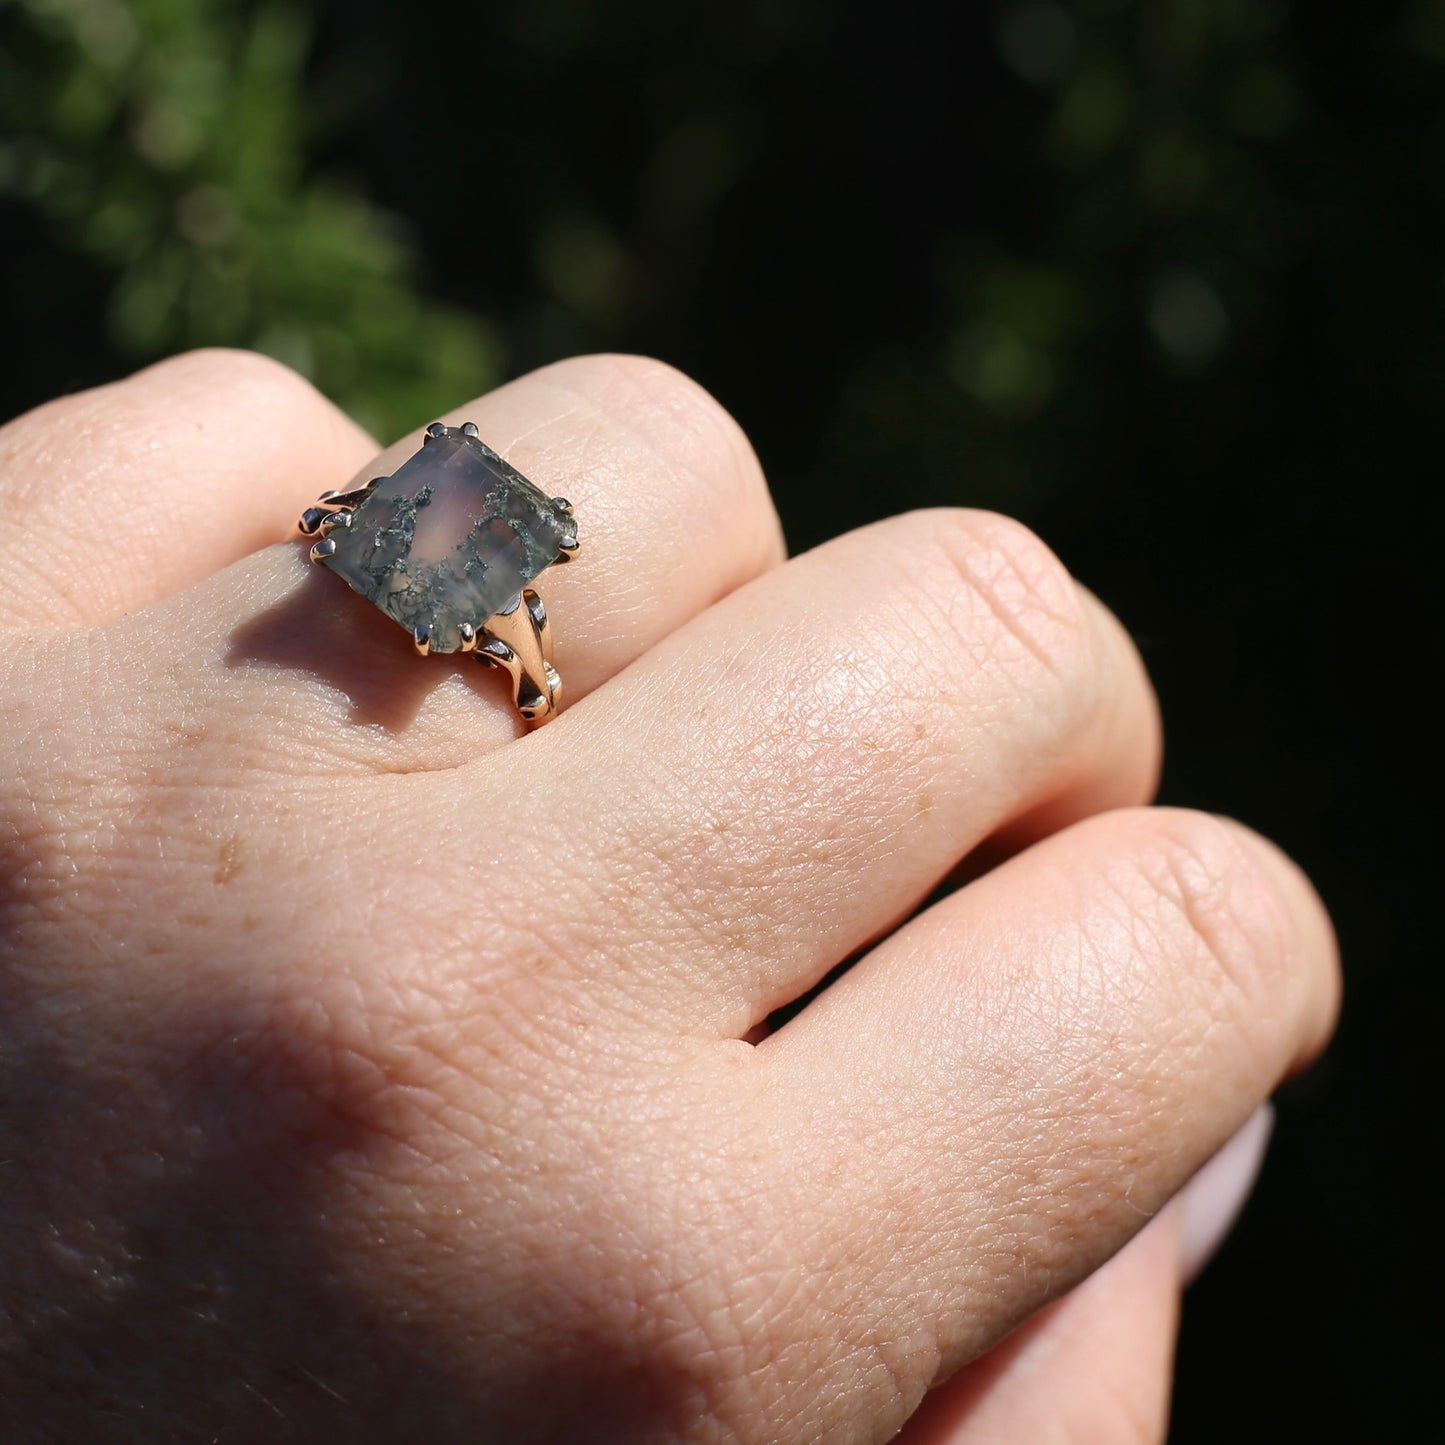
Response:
[579,352,751,461]
[922,508,1098,711]
[1123,808,1300,1030]
[545,353,781,563]
[0,351,365,582]
[142,346,326,420]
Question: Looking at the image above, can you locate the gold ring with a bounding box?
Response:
[297,422,579,725]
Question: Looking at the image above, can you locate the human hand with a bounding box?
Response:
[0,352,1339,1442]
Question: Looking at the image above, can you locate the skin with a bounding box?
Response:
[0,350,1340,1443]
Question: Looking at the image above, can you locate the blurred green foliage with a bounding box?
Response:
[6,0,1443,507]
[5,0,1445,476]
[0,0,498,436]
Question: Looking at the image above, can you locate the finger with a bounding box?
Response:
[331,352,785,706]
[900,1205,1182,1445]
[498,509,1161,1032]
[763,808,1340,1382]
[0,349,377,629]
[75,354,783,771]
[901,1112,1269,1443]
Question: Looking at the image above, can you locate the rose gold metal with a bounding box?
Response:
[477,590,561,723]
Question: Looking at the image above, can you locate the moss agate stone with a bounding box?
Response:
[324,432,571,653]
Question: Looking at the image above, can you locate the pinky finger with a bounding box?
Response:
[899,1205,1182,1445]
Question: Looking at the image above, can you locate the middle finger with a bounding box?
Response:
[483,507,1161,1032]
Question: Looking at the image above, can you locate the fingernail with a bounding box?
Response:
[1179,1103,1275,1282]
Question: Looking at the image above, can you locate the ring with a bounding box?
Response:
[297,421,579,725]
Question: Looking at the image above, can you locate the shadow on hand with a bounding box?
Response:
[223,557,512,735]
[0,959,696,1441]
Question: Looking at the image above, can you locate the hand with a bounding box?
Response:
[0,351,1339,1442]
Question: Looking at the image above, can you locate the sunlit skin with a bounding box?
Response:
[0,351,1339,1442]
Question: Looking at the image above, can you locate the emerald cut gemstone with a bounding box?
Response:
[322,430,573,653]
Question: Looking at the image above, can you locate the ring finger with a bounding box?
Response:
[10,351,785,771]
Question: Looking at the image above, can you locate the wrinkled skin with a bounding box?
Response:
[0,352,1339,1443]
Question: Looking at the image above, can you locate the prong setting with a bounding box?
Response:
[297,476,385,538]
[296,427,575,725]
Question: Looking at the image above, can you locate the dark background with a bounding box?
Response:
[1,0,1439,1438]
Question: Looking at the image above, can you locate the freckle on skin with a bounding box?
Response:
[215,833,244,885]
